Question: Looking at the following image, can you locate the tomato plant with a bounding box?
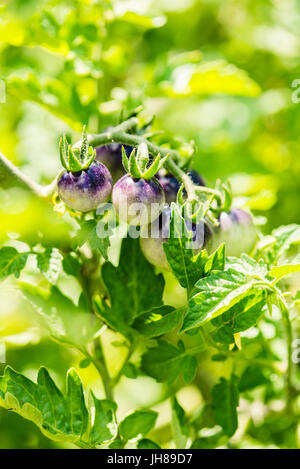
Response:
[1,116,300,450]
[0,0,300,452]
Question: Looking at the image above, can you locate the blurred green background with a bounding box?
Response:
[1,0,300,448]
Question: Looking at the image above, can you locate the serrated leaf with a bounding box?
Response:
[211,375,239,437]
[205,244,225,274]
[141,340,202,383]
[89,394,118,445]
[120,410,158,440]
[36,248,63,284]
[259,225,300,264]
[132,305,184,338]
[182,269,258,331]
[273,225,300,260]
[0,366,117,447]
[212,291,267,344]
[0,247,29,280]
[163,204,209,292]
[19,282,100,348]
[101,238,164,332]
[226,254,268,279]
[75,219,112,259]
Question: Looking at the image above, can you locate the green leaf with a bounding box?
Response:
[75,219,112,259]
[273,225,300,260]
[0,366,117,446]
[121,146,129,173]
[171,397,189,449]
[89,394,118,445]
[211,375,239,437]
[19,282,100,348]
[182,269,258,331]
[141,152,161,179]
[120,410,158,440]
[62,253,81,277]
[258,225,300,264]
[189,60,261,97]
[212,291,267,344]
[190,431,224,449]
[101,238,164,329]
[238,366,268,393]
[59,135,69,170]
[122,363,138,379]
[226,254,268,279]
[0,246,29,280]
[205,244,225,274]
[163,204,209,292]
[132,305,184,338]
[137,438,161,449]
[182,354,198,383]
[36,248,63,284]
[66,146,84,173]
[160,60,260,98]
[128,148,142,178]
[141,340,201,383]
[269,260,300,282]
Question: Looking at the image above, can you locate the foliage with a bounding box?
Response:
[1,0,300,451]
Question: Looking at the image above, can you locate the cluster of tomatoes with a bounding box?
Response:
[57,141,257,270]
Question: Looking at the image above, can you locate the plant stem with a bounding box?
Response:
[88,119,196,201]
[0,118,201,203]
[90,340,114,401]
[278,295,294,409]
[0,151,55,198]
[112,342,134,387]
[78,250,114,401]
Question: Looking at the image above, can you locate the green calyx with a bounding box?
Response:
[122,142,169,180]
[59,126,96,173]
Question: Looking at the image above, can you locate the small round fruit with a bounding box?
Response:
[95,143,132,182]
[57,162,113,212]
[156,172,181,204]
[140,208,213,270]
[187,170,206,187]
[140,208,172,270]
[212,208,257,256]
[112,175,165,226]
[187,219,213,252]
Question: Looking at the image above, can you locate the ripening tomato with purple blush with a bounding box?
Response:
[112,174,165,226]
[57,162,113,212]
[95,143,133,182]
